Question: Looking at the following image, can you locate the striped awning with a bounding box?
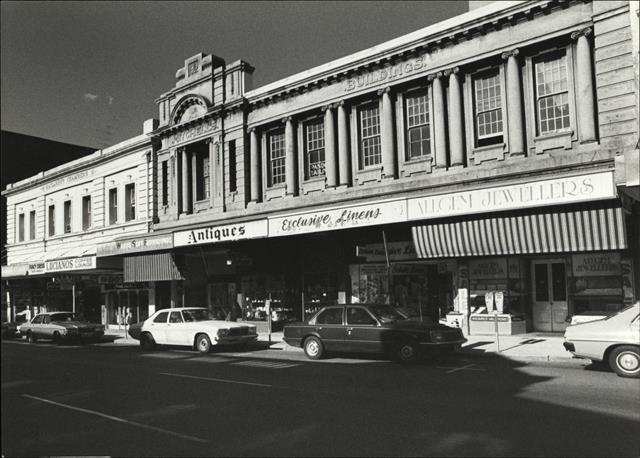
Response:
[412,204,627,258]
[124,252,184,282]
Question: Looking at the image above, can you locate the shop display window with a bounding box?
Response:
[570,252,625,315]
[467,257,526,317]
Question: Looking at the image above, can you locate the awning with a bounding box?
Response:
[124,252,184,282]
[412,204,627,258]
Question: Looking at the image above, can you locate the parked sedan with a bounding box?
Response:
[18,312,105,343]
[135,307,258,353]
[563,302,640,378]
[283,304,466,363]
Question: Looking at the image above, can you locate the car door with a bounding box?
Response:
[41,315,55,338]
[147,311,170,344]
[344,306,383,353]
[27,314,45,337]
[165,311,191,346]
[311,307,346,351]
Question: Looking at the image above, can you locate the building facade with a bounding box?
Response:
[3,0,639,334]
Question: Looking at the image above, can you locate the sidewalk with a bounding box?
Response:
[104,328,573,362]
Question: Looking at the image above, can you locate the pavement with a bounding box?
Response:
[103,327,574,362]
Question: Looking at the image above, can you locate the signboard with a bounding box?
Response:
[495,291,504,313]
[45,256,96,273]
[97,234,173,256]
[469,258,507,279]
[356,242,416,262]
[269,199,407,237]
[572,253,621,277]
[407,171,615,220]
[174,219,268,247]
[1,263,28,278]
[28,262,46,275]
[458,288,468,314]
[471,315,509,322]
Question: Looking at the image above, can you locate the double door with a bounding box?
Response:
[532,260,568,332]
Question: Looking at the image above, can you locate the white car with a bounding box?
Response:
[563,303,640,378]
[136,307,258,353]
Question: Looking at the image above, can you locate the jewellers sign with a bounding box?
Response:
[174,219,268,247]
[97,234,174,256]
[407,171,615,220]
[45,256,97,273]
[269,199,407,237]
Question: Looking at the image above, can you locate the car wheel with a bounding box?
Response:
[140,333,156,351]
[396,340,418,364]
[195,334,212,354]
[608,345,640,378]
[53,331,62,344]
[303,336,324,360]
[27,332,37,344]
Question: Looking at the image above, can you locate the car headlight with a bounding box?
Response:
[217,329,229,338]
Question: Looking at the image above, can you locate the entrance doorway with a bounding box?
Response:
[532,260,568,332]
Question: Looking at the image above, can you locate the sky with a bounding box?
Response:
[1,1,469,149]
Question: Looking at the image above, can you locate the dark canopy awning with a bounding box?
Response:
[124,252,184,282]
[412,203,627,258]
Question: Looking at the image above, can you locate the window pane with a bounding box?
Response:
[474,72,503,138]
[161,161,169,206]
[29,210,36,239]
[534,264,549,302]
[347,307,377,326]
[63,201,71,233]
[551,263,566,302]
[360,106,381,167]
[316,308,343,325]
[48,205,55,236]
[535,53,570,134]
[109,189,118,225]
[228,140,237,192]
[306,121,325,179]
[82,196,91,230]
[18,213,24,242]
[125,184,135,221]
[269,131,286,185]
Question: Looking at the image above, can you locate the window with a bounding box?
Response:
[125,184,135,221]
[161,160,169,206]
[268,130,286,186]
[82,195,91,230]
[535,52,570,134]
[32,315,44,324]
[29,210,36,240]
[347,307,378,326]
[406,92,431,158]
[109,188,118,224]
[474,72,503,144]
[18,213,25,242]
[153,311,169,323]
[228,140,237,192]
[314,307,343,325]
[169,311,184,323]
[305,121,325,179]
[63,200,71,233]
[48,205,55,236]
[359,105,381,167]
[195,152,209,201]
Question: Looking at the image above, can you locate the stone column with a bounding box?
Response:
[430,73,447,169]
[180,147,189,213]
[337,101,350,186]
[207,138,215,208]
[379,87,396,178]
[446,67,464,167]
[323,105,337,187]
[191,150,197,207]
[572,28,597,143]
[502,49,525,156]
[284,117,296,196]
[249,128,260,203]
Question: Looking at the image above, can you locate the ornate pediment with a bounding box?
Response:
[171,95,208,125]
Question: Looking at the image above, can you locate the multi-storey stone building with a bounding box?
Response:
[3,0,639,334]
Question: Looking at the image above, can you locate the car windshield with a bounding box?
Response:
[604,303,639,320]
[182,309,217,322]
[368,305,407,323]
[50,313,76,322]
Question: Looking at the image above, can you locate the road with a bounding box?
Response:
[2,338,639,457]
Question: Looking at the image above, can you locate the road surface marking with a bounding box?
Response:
[231,360,299,369]
[22,394,208,443]
[160,372,272,387]
[437,363,486,374]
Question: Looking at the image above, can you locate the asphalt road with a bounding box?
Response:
[2,338,639,457]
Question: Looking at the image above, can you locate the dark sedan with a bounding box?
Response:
[284,304,466,363]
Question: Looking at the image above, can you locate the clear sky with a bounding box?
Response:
[1,1,468,149]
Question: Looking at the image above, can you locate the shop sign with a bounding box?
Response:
[1,263,28,278]
[270,199,407,237]
[174,219,268,247]
[471,315,509,322]
[356,242,416,262]
[572,253,621,277]
[28,262,46,275]
[97,234,173,256]
[42,169,96,192]
[45,256,96,273]
[469,258,507,279]
[407,171,615,220]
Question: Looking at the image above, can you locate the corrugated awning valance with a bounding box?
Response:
[412,204,627,258]
[124,252,184,282]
